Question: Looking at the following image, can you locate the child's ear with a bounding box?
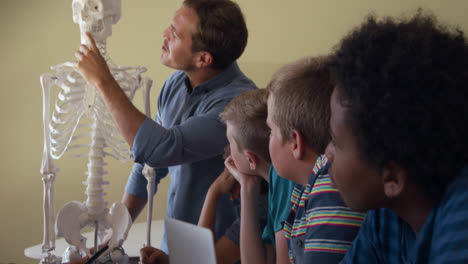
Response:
[193,51,213,68]
[245,151,259,171]
[382,162,407,199]
[290,129,305,160]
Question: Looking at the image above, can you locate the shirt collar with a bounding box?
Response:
[184,62,241,94]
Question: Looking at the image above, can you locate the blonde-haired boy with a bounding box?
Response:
[198,89,272,263]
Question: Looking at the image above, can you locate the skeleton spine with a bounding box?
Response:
[85,119,107,218]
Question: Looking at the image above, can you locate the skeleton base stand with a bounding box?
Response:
[38,0,154,263]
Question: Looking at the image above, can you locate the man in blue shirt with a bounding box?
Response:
[325,11,468,263]
[74,0,256,253]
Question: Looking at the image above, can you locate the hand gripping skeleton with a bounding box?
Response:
[39,0,155,263]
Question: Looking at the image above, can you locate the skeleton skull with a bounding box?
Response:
[72,0,121,42]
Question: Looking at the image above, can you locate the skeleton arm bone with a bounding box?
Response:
[40,73,58,253]
[142,165,155,247]
[40,73,58,176]
[139,76,155,247]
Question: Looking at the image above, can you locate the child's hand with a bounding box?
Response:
[225,156,262,194]
[140,246,169,264]
[210,167,241,200]
[224,156,244,183]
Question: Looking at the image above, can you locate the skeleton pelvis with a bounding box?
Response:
[55,201,132,257]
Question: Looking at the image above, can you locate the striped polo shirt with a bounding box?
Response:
[284,155,365,263]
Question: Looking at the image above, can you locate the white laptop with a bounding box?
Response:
[165,216,217,264]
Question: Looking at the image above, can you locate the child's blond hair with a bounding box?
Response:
[267,56,333,154]
[220,89,271,163]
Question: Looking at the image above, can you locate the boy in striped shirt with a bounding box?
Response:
[266,56,365,263]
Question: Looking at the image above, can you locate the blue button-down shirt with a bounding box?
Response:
[125,62,256,252]
[341,165,468,264]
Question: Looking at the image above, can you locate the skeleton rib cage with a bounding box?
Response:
[48,60,143,162]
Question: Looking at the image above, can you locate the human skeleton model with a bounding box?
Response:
[39,0,156,263]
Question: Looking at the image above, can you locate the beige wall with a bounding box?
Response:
[1,1,467,263]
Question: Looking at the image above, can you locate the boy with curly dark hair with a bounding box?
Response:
[326,11,468,263]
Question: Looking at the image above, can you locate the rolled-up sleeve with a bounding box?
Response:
[126,97,229,199]
[131,106,228,168]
